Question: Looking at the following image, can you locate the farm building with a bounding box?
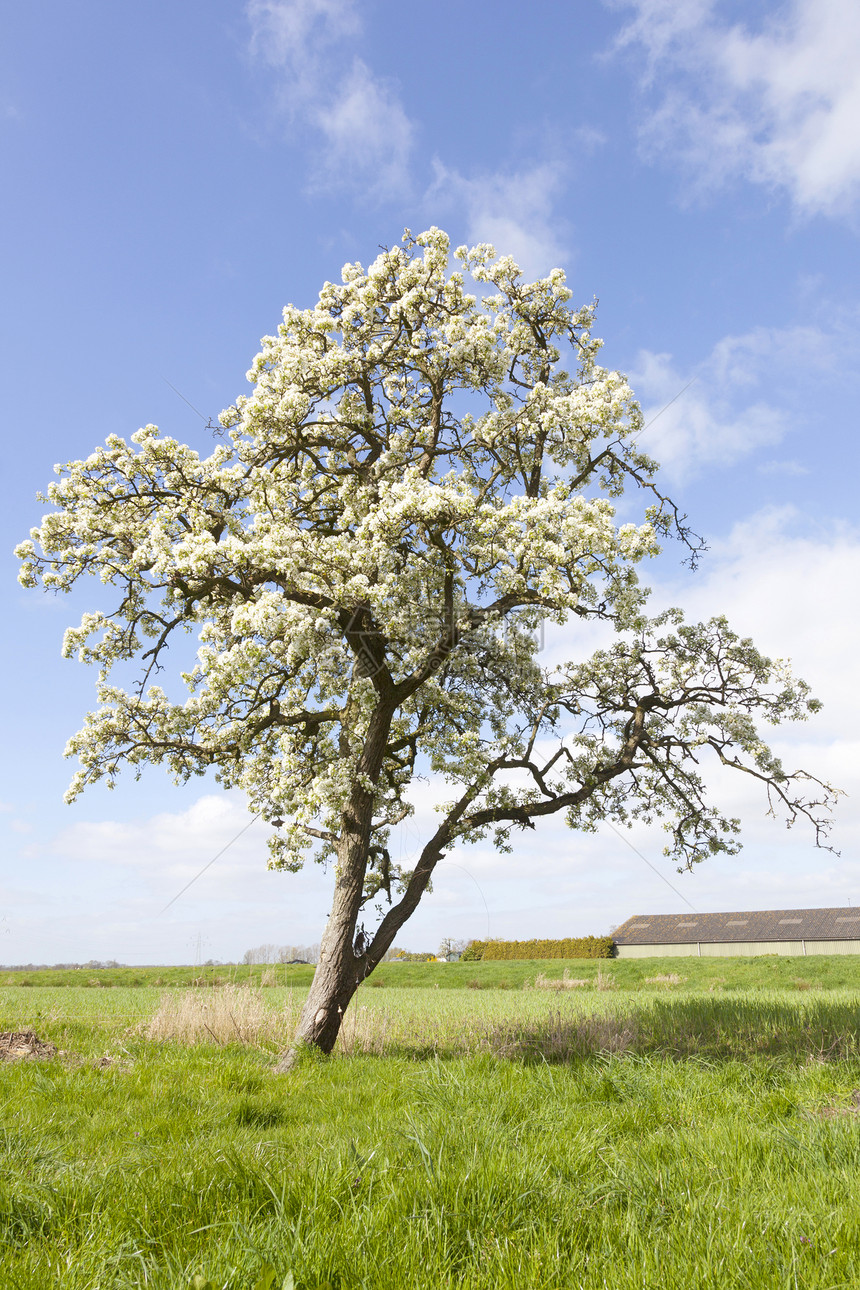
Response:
[613,908,860,958]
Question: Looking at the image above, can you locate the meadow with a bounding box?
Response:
[4,960,860,1288]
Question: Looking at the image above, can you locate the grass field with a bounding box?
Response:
[4,962,860,1288]
[11,951,860,991]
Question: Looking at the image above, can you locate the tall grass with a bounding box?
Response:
[142,987,394,1058]
[130,984,860,1065]
[4,1032,860,1288]
[4,976,860,1290]
[144,984,294,1048]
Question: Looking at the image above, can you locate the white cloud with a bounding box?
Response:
[12,793,337,962]
[612,0,860,217]
[632,348,784,480]
[628,319,851,480]
[427,160,570,279]
[248,0,360,75]
[246,0,413,198]
[57,793,259,873]
[661,506,860,740]
[525,506,860,921]
[312,59,413,197]
[758,458,808,477]
[652,508,860,885]
[246,3,580,258]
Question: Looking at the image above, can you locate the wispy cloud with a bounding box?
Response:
[610,0,860,218]
[631,343,784,480]
[630,320,851,480]
[246,2,583,262]
[427,160,571,279]
[247,0,413,199]
[248,0,361,80]
[758,458,808,477]
[313,59,413,196]
[659,505,860,748]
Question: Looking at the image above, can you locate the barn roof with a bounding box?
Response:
[613,908,860,945]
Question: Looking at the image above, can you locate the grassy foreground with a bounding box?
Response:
[4,978,860,1287]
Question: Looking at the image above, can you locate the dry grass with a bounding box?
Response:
[142,987,393,1056]
[793,978,820,991]
[533,971,589,991]
[143,986,297,1049]
[0,1030,57,1061]
[335,1004,393,1055]
[530,965,618,992]
[645,974,686,986]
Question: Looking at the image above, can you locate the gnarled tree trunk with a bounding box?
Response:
[274,839,367,1068]
[274,698,402,1070]
[273,826,447,1071]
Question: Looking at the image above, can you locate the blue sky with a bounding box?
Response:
[3,0,860,964]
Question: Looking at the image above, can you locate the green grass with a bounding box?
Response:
[5,973,860,1287]
[0,963,317,990]
[8,983,860,1064]
[9,951,860,992]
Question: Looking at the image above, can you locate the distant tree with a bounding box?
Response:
[276,943,320,964]
[17,229,837,1066]
[242,943,279,965]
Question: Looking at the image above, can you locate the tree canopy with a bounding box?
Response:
[17,228,836,1058]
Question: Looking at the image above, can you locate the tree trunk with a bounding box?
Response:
[274,944,363,1069]
[273,839,367,1070]
[273,697,400,1071]
[273,829,449,1071]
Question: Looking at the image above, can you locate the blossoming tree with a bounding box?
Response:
[17,229,835,1065]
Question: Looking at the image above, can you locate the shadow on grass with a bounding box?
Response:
[481,996,860,1064]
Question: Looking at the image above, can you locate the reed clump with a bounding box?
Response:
[142,987,394,1057]
[143,986,297,1048]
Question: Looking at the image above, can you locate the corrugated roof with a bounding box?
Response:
[613,908,860,945]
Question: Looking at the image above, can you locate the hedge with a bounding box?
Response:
[462,937,615,961]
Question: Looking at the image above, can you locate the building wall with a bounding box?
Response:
[614,939,860,959]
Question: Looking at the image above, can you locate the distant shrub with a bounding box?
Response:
[480,937,615,961]
[460,941,486,961]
